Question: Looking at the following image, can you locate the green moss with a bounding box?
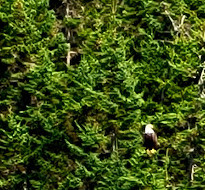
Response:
[1,0,205,189]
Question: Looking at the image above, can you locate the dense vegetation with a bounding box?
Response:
[1,0,205,189]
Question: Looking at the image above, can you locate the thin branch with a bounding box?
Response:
[164,10,178,31]
[198,65,205,98]
[66,50,78,66]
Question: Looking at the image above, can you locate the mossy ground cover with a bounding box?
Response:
[1,0,205,189]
